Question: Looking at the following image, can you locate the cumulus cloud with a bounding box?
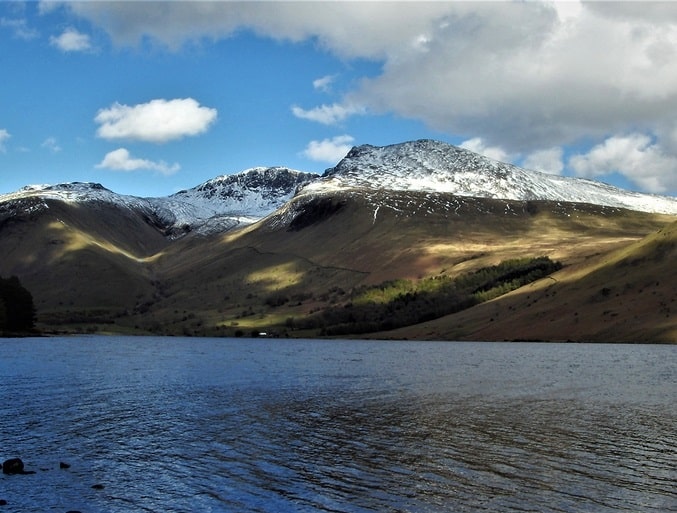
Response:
[41,137,61,153]
[523,147,564,175]
[313,74,336,93]
[302,135,354,163]
[460,138,512,163]
[569,134,677,194]
[96,148,180,176]
[62,2,452,57]
[61,3,677,145]
[0,129,10,153]
[292,102,364,126]
[351,3,677,151]
[50,28,93,52]
[61,1,677,193]
[95,98,217,143]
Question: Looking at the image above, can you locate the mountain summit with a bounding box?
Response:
[306,140,677,215]
[150,167,317,235]
[1,167,318,237]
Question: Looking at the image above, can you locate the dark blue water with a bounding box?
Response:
[0,337,675,512]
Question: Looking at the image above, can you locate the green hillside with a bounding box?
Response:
[0,191,674,341]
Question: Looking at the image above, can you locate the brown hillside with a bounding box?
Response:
[0,190,674,340]
[386,220,677,343]
[124,191,674,338]
[0,199,169,328]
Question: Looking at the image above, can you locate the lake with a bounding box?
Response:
[0,337,674,512]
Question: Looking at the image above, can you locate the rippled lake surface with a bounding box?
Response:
[0,337,675,512]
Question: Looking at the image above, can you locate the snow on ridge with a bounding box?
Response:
[0,168,319,236]
[310,139,677,215]
[2,140,676,236]
[0,182,153,213]
[6,182,119,202]
[149,167,318,233]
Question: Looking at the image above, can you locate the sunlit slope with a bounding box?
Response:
[388,220,677,343]
[0,199,169,324]
[131,190,674,337]
[240,191,673,282]
[0,187,673,339]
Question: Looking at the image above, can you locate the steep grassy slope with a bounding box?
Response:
[387,220,677,343]
[0,190,673,340]
[0,199,169,330]
[244,191,665,279]
[117,190,674,338]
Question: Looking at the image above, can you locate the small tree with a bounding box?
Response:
[0,275,36,332]
[0,296,6,331]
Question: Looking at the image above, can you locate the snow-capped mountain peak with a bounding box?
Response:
[0,181,155,218]
[9,182,121,202]
[307,139,677,215]
[0,168,319,237]
[150,167,318,234]
[182,166,317,202]
[2,140,676,238]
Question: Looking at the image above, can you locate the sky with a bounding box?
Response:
[1,1,677,198]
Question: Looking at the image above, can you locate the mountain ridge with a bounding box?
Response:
[1,139,675,341]
[2,140,676,238]
[1,167,318,237]
[312,140,677,214]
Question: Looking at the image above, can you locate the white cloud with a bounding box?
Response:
[569,134,677,194]
[1,17,39,40]
[62,2,677,144]
[302,135,354,163]
[50,28,92,52]
[0,129,10,153]
[292,102,364,125]
[313,74,336,93]
[96,148,180,176]
[523,147,564,175]
[95,98,217,143]
[63,2,453,58]
[460,138,512,163]
[62,1,677,193]
[550,0,582,23]
[351,3,677,149]
[41,137,61,153]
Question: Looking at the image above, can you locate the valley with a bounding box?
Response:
[1,140,675,342]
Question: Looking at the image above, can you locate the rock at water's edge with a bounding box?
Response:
[2,458,23,475]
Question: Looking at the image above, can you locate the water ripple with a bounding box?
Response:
[0,338,675,512]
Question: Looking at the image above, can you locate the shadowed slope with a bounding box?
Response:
[0,199,169,327]
[125,190,674,338]
[0,183,673,340]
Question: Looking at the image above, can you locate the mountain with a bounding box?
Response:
[0,139,675,341]
[310,140,677,215]
[1,167,318,237]
[2,140,675,234]
[150,167,318,236]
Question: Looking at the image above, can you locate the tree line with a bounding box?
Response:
[0,276,36,334]
[295,256,562,335]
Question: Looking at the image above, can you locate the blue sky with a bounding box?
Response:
[1,1,676,198]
